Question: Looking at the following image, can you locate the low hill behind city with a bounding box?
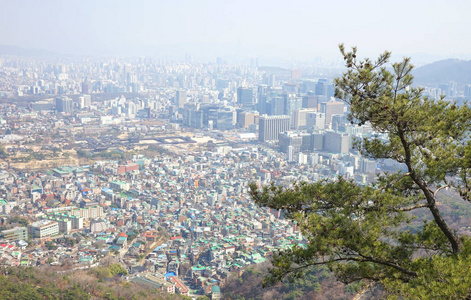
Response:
[413,58,471,86]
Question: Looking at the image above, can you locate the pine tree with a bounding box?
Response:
[250,45,471,299]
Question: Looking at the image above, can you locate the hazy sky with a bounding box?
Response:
[1,0,471,61]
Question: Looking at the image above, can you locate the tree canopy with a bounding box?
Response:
[249,45,471,299]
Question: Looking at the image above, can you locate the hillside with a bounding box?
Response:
[0,45,58,57]
[412,59,471,86]
[222,263,370,300]
[0,264,186,300]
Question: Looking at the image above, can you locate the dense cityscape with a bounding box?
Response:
[0,51,468,299]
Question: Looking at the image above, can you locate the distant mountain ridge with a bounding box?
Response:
[412,58,471,86]
[0,45,58,57]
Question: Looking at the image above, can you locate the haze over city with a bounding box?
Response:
[2,0,471,63]
[1,1,471,299]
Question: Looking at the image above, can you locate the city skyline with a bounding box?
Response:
[1,0,471,64]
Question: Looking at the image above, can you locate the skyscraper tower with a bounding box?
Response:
[322,101,345,126]
[55,96,73,113]
[258,115,290,142]
[237,87,254,106]
[175,90,187,108]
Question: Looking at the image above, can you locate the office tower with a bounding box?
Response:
[82,82,90,94]
[271,96,285,115]
[311,132,324,151]
[302,95,318,109]
[258,115,290,142]
[55,96,73,113]
[175,90,187,107]
[83,94,92,107]
[326,83,335,98]
[182,108,191,127]
[310,153,319,165]
[300,133,312,151]
[449,81,457,97]
[284,94,302,119]
[315,79,328,96]
[360,158,377,173]
[199,103,219,125]
[279,132,303,154]
[267,74,276,87]
[126,101,137,116]
[322,101,345,126]
[237,87,254,106]
[258,94,270,114]
[257,85,268,113]
[298,153,308,164]
[207,109,218,127]
[324,132,350,154]
[190,110,204,129]
[237,111,259,129]
[306,112,326,130]
[332,114,347,131]
[293,109,316,129]
[217,108,236,130]
[287,145,294,162]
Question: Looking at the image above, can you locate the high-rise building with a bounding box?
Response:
[190,110,204,129]
[83,94,92,107]
[315,79,328,96]
[82,82,90,94]
[55,96,73,113]
[175,90,187,107]
[322,101,344,126]
[279,132,303,154]
[237,87,254,106]
[217,108,236,130]
[126,101,137,116]
[324,132,350,154]
[258,115,290,142]
[237,111,259,129]
[293,109,317,129]
[270,96,285,115]
[307,112,326,130]
[302,95,318,109]
[78,95,92,109]
[284,94,302,122]
[311,132,324,151]
[287,145,294,162]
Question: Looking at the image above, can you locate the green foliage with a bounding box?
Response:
[91,150,127,160]
[0,275,42,299]
[91,263,128,279]
[224,264,350,300]
[62,285,91,300]
[384,239,471,299]
[249,46,471,299]
[45,241,58,250]
[8,216,29,227]
[0,266,183,300]
[127,233,137,241]
[76,149,91,158]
